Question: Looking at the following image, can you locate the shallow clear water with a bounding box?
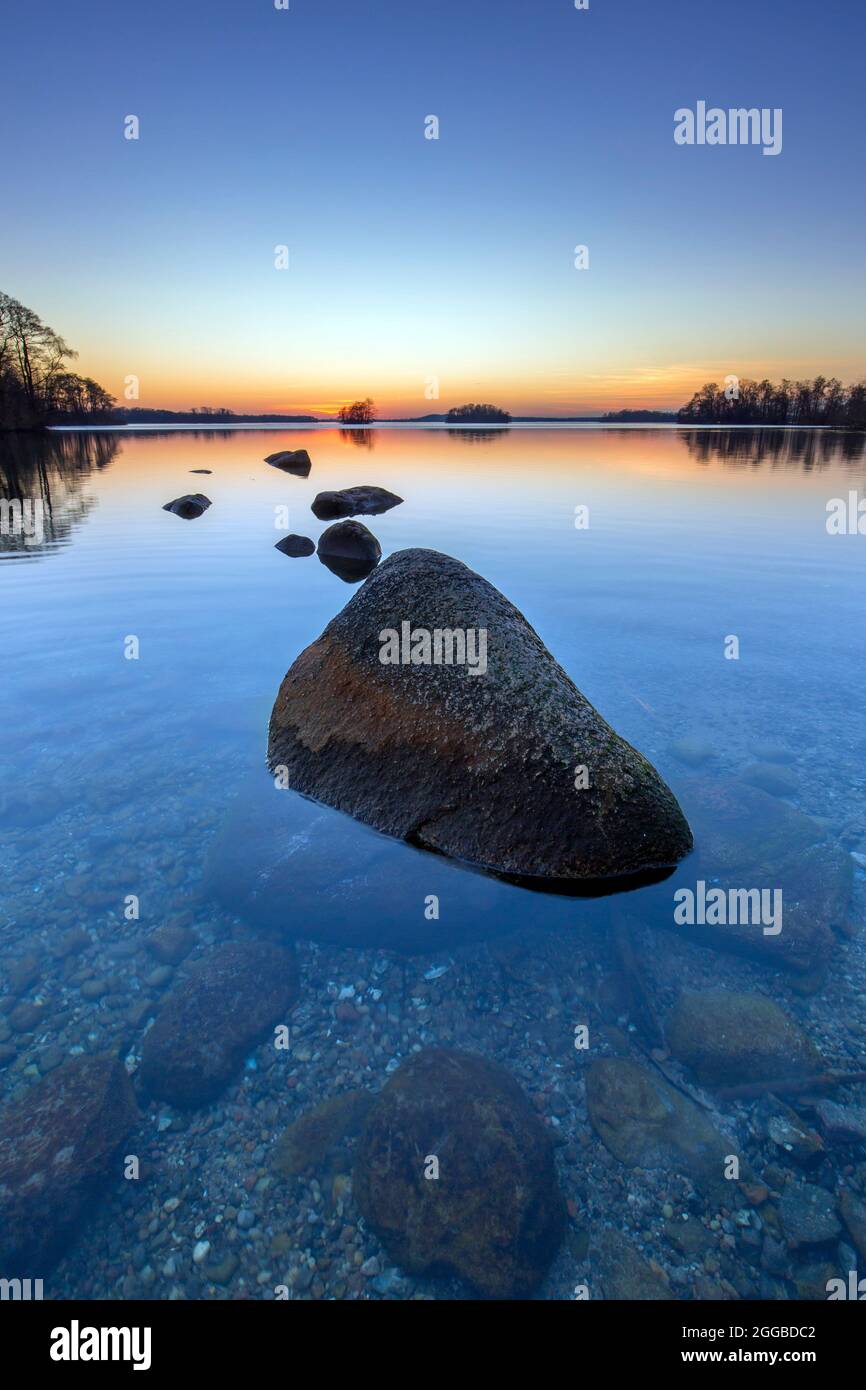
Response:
[1,424,865,1301]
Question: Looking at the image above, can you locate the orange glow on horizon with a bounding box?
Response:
[80,353,866,420]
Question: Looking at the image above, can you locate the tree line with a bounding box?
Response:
[0,292,114,428]
[677,376,866,429]
[446,403,511,423]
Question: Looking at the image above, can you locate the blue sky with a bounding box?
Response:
[2,0,864,414]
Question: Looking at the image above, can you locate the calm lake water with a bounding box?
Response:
[1,424,865,1301]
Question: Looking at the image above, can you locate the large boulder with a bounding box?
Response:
[140,941,299,1107]
[666,990,823,1087]
[268,549,693,885]
[354,1048,564,1298]
[0,1055,138,1275]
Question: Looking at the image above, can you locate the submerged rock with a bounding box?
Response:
[275,533,315,558]
[740,762,799,799]
[592,1230,673,1300]
[316,519,381,581]
[778,1182,840,1247]
[0,1056,138,1274]
[140,941,299,1107]
[162,493,211,519]
[585,1057,735,1197]
[814,1099,866,1144]
[666,990,822,1086]
[636,779,852,976]
[839,1190,866,1257]
[268,548,692,885]
[353,1048,564,1298]
[265,449,312,475]
[311,485,402,520]
[669,735,716,768]
[273,1090,373,1178]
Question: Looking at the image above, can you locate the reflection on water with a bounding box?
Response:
[339,428,375,449]
[681,426,866,469]
[0,424,865,1303]
[446,427,510,444]
[0,431,117,557]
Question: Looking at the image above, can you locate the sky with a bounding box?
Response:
[2,0,864,417]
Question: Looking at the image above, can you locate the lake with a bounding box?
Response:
[1,424,865,1301]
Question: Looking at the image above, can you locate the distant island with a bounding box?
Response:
[599,409,678,423]
[117,408,320,425]
[445,404,512,424]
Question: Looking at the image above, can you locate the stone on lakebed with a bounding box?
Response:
[268,548,693,885]
[666,990,822,1087]
[353,1048,564,1298]
[636,778,853,977]
[140,941,299,1107]
[585,1057,736,1198]
[0,1055,138,1274]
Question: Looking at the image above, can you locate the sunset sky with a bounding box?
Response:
[3,0,864,417]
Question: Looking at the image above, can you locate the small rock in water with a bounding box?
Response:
[839,1190,866,1258]
[814,1099,866,1144]
[272,1090,373,1178]
[592,1230,673,1300]
[585,1057,736,1198]
[763,1104,824,1164]
[637,778,853,976]
[751,742,796,764]
[0,1056,138,1274]
[264,449,311,476]
[739,762,799,798]
[139,942,300,1107]
[665,990,822,1086]
[311,485,402,520]
[778,1182,841,1247]
[669,736,716,768]
[146,924,195,966]
[162,493,211,519]
[316,520,381,582]
[6,953,41,994]
[275,534,315,558]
